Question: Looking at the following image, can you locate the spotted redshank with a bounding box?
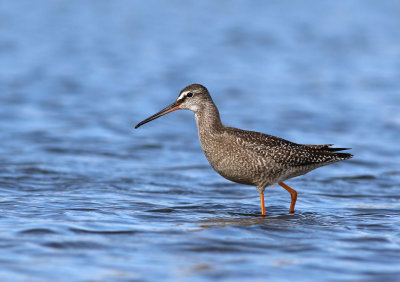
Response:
[135,84,353,215]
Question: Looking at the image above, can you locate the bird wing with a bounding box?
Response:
[225,127,352,167]
[248,142,352,167]
[241,133,352,167]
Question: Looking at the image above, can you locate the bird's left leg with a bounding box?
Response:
[259,192,266,215]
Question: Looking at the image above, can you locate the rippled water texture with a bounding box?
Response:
[1,1,400,281]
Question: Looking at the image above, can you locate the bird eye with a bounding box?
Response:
[187,92,193,98]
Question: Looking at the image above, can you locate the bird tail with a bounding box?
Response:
[305,144,353,160]
[332,152,353,160]
[305,144,351,152]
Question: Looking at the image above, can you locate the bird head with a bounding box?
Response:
[135,84,210,129]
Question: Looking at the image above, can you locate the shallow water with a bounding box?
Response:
[1,1,400,281]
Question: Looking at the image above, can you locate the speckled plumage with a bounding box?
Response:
[135,84,353,214]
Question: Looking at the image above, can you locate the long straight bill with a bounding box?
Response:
[135,101,181,129]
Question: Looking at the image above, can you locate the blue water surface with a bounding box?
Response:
[0,1,400,281]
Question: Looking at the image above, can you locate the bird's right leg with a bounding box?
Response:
[279,182,297,213]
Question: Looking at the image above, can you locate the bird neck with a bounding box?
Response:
[194,102,223,133]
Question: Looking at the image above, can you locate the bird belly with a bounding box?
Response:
[203,148,272,187]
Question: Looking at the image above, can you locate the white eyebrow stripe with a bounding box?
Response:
[178,91,187,101]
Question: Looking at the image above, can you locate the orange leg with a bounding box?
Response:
[279,182,297,213]
[259,192,266,215]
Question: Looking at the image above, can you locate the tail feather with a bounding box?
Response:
[332,152,353,160]
[302,144,353,164]
[305,144,351,152]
